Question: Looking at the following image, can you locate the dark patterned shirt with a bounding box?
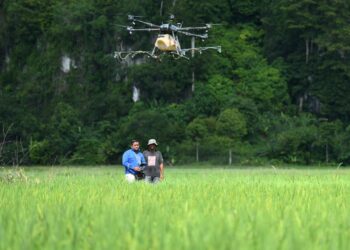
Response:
[143,150,163,177]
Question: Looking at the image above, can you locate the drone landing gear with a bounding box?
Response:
[170,52,189,60]
[181,46,222,56]
[114,51,158,60]
[114,46,222,61]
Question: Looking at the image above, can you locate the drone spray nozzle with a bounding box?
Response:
[126,27,133,34]
[128,15,143,21]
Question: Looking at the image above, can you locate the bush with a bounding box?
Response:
[217,108,247,139]
[29,140,52,165]
[68,137,107,165]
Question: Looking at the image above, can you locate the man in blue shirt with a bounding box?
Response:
[122,140,146,183]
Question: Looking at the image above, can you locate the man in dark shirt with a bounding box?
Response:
[143,139,164,183]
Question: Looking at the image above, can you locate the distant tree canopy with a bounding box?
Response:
[1,0,350,165]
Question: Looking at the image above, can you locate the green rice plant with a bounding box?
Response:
[0,167,349,250]
[0,167,28,183]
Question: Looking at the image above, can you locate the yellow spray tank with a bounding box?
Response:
[155,34,178,51]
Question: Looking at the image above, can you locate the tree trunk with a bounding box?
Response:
[196,142,199,162]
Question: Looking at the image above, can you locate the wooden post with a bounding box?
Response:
[196,142,199,162]
[229,149,232,165]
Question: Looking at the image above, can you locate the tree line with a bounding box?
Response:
[1,0,350,166]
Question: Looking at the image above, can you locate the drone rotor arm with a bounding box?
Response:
[132,19,160,28]
[177,30,208,39]
[178,26,209,31]
[128,28,160,32]
[178,24,214,31]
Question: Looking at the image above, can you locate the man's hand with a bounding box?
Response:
[133,166,141,171]
[160,174,164,180]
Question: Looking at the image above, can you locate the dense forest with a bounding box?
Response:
[1,0,350,166]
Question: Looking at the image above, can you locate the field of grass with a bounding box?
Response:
[0,166,349,250]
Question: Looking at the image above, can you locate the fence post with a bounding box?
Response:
[229,149,232,165]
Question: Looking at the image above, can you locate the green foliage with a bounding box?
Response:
[262,113,318,163]
[191,75,234,116]
[217,108,247,140]
[186,117,216,141]
[28,103,82,164]
[334,125,350,163]
[186,118,208,142]
[29,140,51,165]
[262,0,350,119]
[115,104,185,158]
[69,137,107,165]
[1,0,350,165]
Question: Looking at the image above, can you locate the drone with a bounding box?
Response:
[114,15,221,60]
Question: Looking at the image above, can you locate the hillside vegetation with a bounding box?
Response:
[1,1,350,165]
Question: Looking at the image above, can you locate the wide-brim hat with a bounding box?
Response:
[147,139,158,146]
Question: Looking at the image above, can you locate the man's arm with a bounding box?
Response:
[140,153,147,170]
[122,151,140,171]
[159,152,164,180]
[141,153,146,165]
[160,163,164,180]
[122,151,130,169]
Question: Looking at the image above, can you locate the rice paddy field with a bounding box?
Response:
[0,166,350,250]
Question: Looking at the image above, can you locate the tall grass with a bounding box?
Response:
[0,167,349,250]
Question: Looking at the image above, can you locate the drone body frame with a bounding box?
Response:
[114,15,221,60]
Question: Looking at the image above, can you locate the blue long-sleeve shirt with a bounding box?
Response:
[122,149,146,175]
